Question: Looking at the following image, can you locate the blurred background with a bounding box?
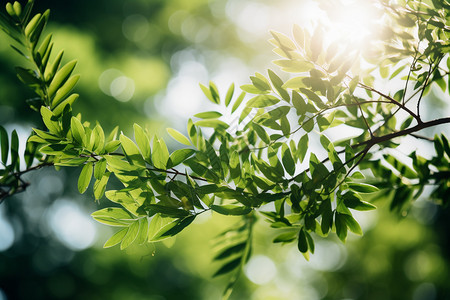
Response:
[0,0,449,299]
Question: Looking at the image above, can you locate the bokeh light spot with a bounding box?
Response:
[245,255,277,285]
[110,76,135,102]
[122,14,149,42]
[48,200,97,251]
[98,69,135,102]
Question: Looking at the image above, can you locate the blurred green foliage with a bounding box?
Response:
[1,0,450,300]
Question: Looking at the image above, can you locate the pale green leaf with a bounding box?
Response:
[167,128,191,146]
[78,162,93,194]
[103,228,128,248]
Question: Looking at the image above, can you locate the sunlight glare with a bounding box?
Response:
[313,0,381,49]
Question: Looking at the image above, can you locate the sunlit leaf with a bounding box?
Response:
[121,219,140,249]
[103,228,128,248]
[78,162,93,194]
[120,133,146,167]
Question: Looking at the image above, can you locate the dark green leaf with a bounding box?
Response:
[214,242,247,260]
[10,130,19,171]
[148,204,190,218]
[347,182,378,193]
[268,69,290,101]
[281,144,296,176]
[297,227,308,253]
[0,126,8,164]
[151,215,196,241]
[211,205,252,216]
[297,134,309,163]
[273,231,297,243]
[213,257,242,277]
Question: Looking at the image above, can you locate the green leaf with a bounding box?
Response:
[0,126,9,164]
[297,227,308,253]
[103,228,128,248]
[44,50,64,82]
[195,119,229,130]
[209,81,220,104]
[167,128,191,146]
[302,118,314,133]
[225,83,235,107]
[52,93,78,116]
[24,12,41,37]
[320,134,331,150]
[347,182,378,193]
[281,144,296,176]
[335,213,347,242]
[194,111,223,119]
[120,133,146,167]
[268,69,290,101]
[270,30,296,50]
[91,124,105,154]
[15,67,40,86]
[105,189,148,217]
[29,9,49,43]
[252,123,270,144]
[48,60,77,98]
[148,204,190,218]
[70,116,85,145]
[78,162,93,194]
[51,75,80,108]
[168,149,195,168]
[280,115,290,136]
[305,229,314,253]
[151,215,196,241]
[104,140,121,153]
[211,205,252,216]
[250,75,271,91]
[40,106,60,135]
[213,257,242,277]
[10,130,19,171]
[152,136,170,169]
[246,95,280,108]
[300,88,326,109]
[121,219,140,249]
[93,172,110,200]
[136,217,149,244]
[214,242,247,260]
[39,144,67,155]
[297,134,309,163]
[91,207,136,227]
[273,59,314,73]
[273,231,297,243]
[231,91,246,113]
[200,83,218,104]
[283,77,307,89]
[292,91,306,115]
[341,213,362,235]
[320,199,333,234]
[204,140,222,175]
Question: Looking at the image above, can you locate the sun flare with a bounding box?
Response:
[315,0,382,49]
